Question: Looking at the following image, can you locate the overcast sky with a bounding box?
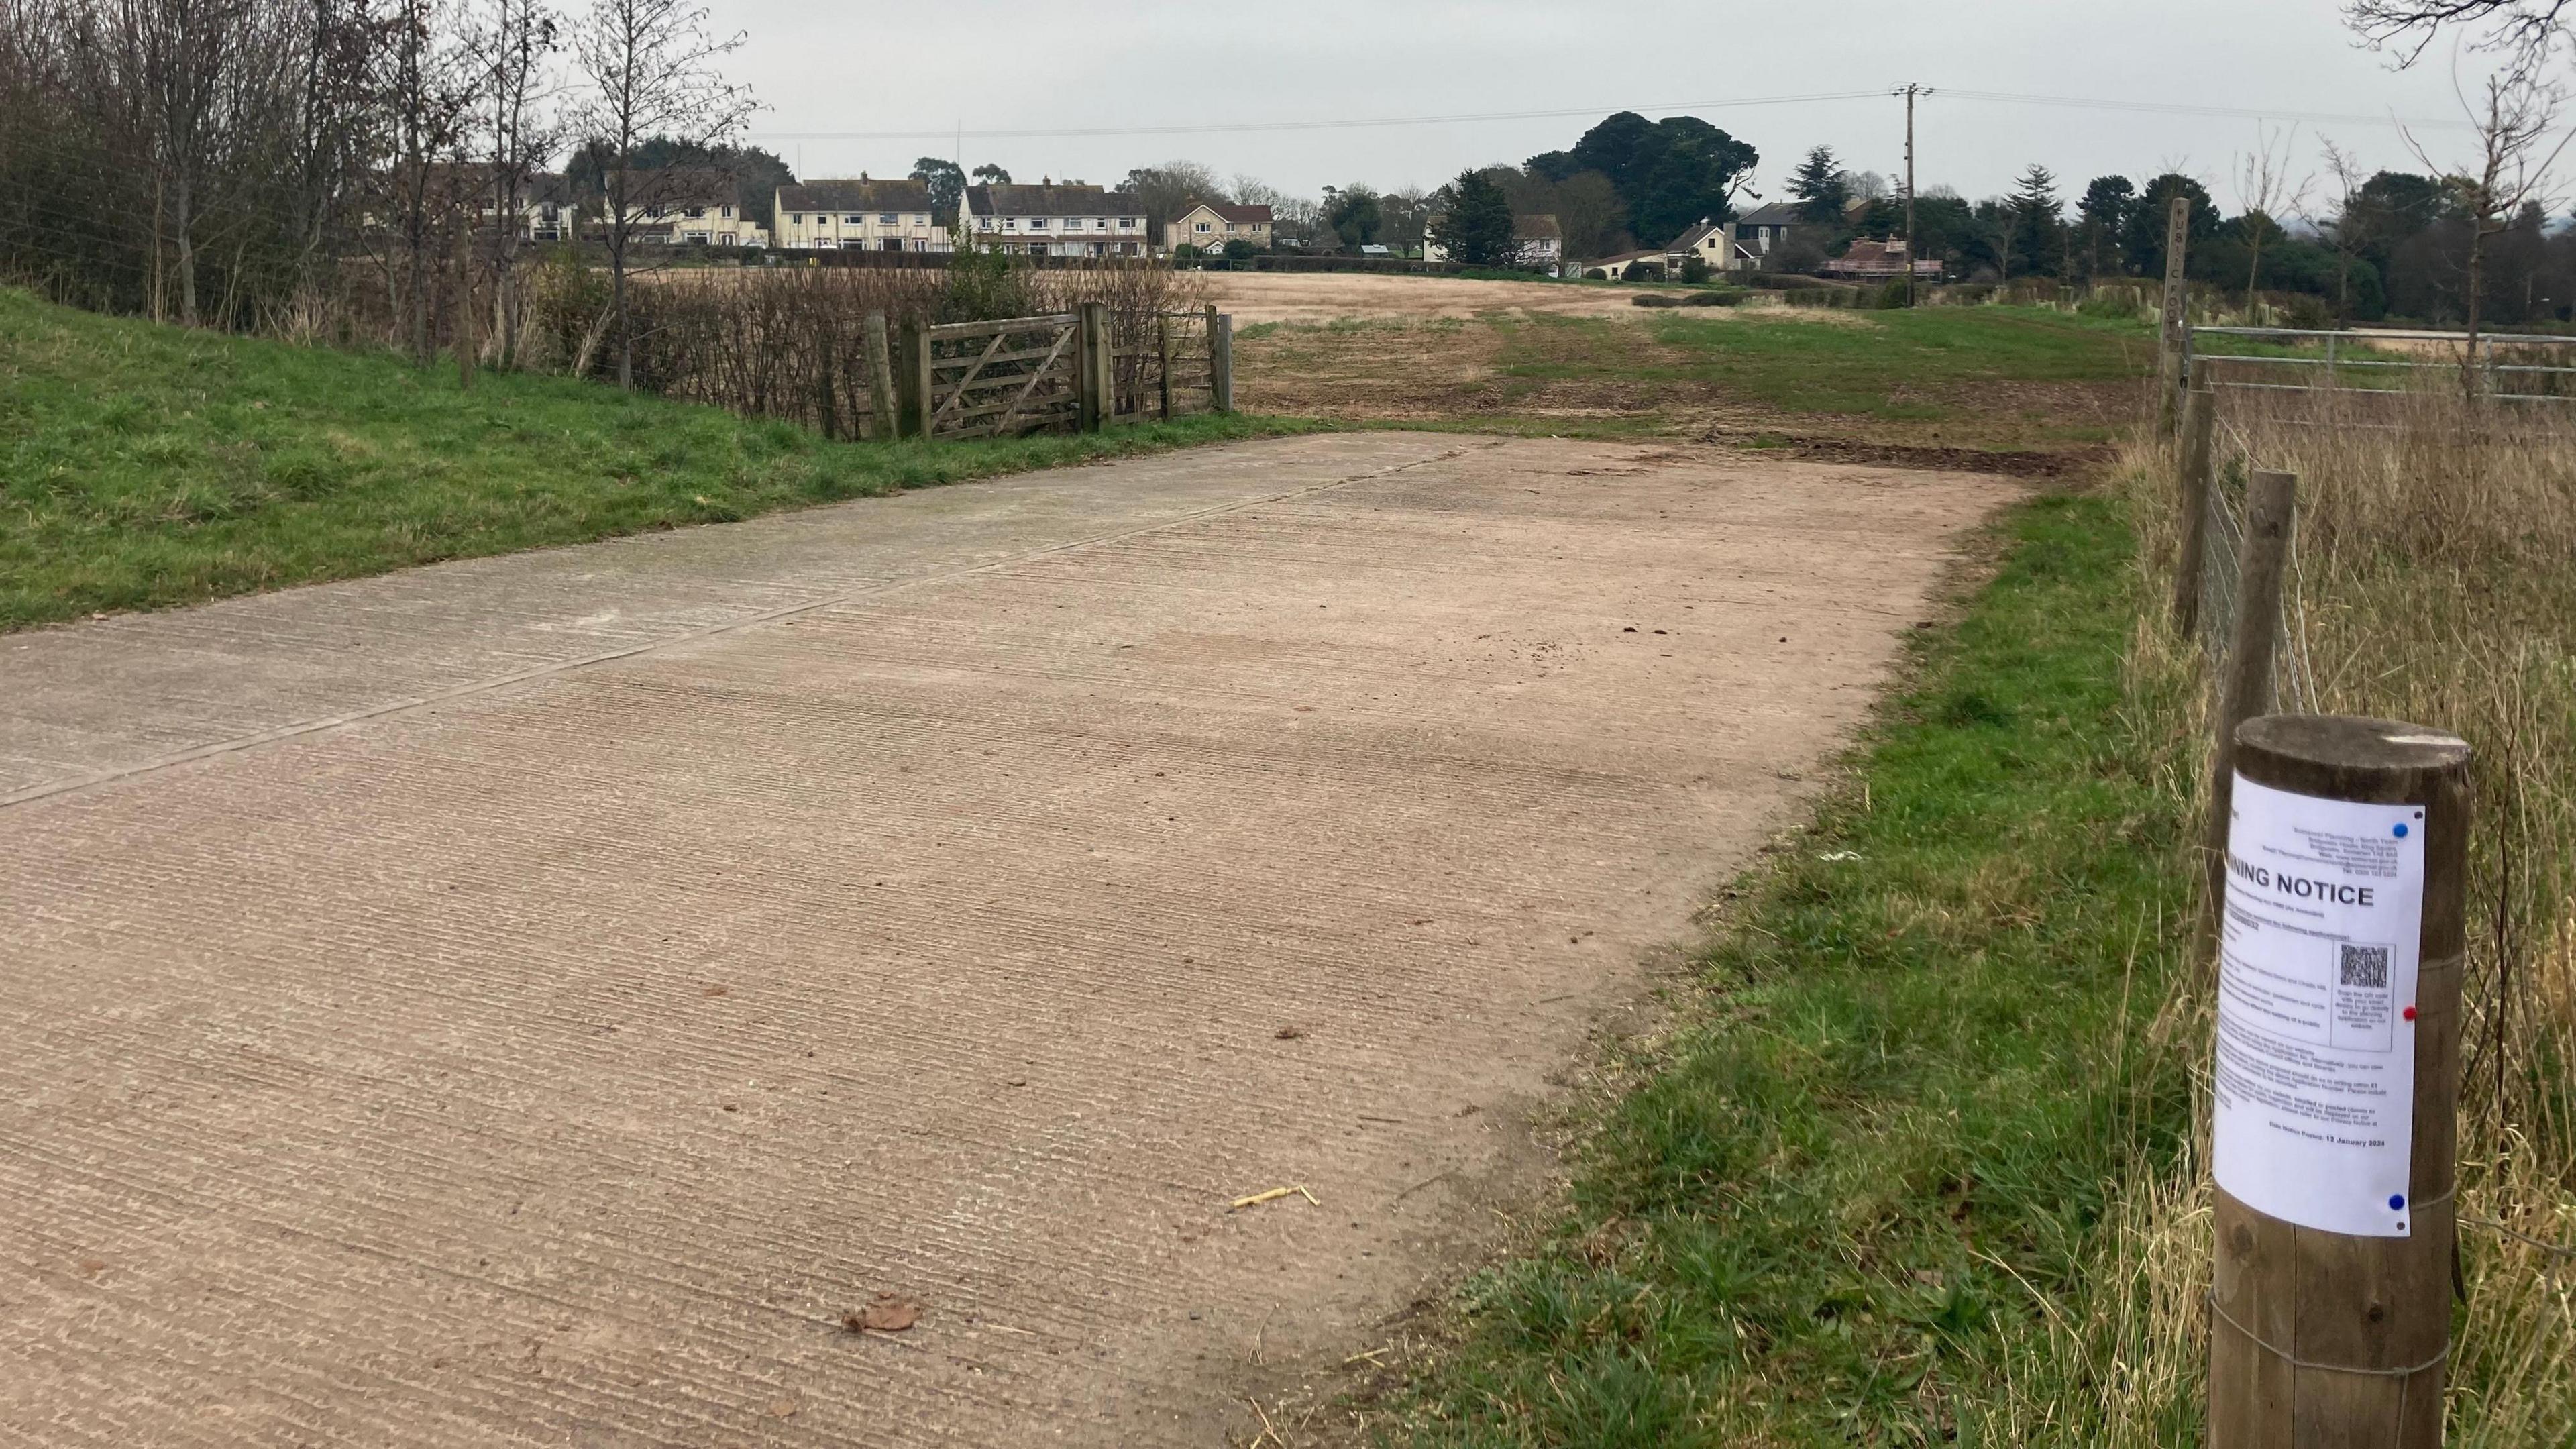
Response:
[714,0,2520,209]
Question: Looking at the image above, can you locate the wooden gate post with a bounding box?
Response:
[1208,307,1234,414]
[865,312,897,441]
[2159,195,2192,435]
[453,223,477,393]
[1074,302,1109,432]
[2172,376,2216,637]
[2202,468,2298,917]
[2209,714,2471,1449]
[896,318,932,440]
[1157,313,1174,421]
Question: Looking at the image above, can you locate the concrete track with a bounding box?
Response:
[0,434,2006,1444]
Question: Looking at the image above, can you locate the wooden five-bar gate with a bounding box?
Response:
[863,303,1233,443]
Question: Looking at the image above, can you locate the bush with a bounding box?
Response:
[1877,279,1912,309]
[1679,254,1710,284]
[1222,238,1258,260]
[1585,268,1608,280]
[1629,261,1666,283]
[1173,243,1201,260]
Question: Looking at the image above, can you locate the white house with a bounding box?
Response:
[1423,213,1563,270]
[1664,219,1751,274]
[1165,200,1273,253]
[965,182,1148,257]
[775,178,944,252]
[602,166,763,246]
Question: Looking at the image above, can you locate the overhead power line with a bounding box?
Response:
[752,85,2477,144]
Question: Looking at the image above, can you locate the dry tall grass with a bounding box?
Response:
[1974,386,2576,1445]
[613,257,1212,435]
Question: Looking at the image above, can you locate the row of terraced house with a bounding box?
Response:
[439,166,1268,260]
[776,180,1277,258]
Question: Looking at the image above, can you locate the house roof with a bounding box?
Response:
[1515,213,1562,241]
[779,178,934,213]
[1592,249,1662,266]
[1840,237,1911,262]
[967,183,1142,217]
[1179,200,1273,225]
[1735,201,1807,226]
[618,165,739,207]
[1667,220,1723,250]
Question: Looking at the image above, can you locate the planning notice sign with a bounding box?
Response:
[2212,774,2428,1236]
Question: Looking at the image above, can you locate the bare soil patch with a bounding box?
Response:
[1202,270,1738,325]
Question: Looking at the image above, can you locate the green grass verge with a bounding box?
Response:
[1391,494,2195,1445]
[0,288,1319,630]
[1497,306,2152,421]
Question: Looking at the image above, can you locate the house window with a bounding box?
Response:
[881,237,901,252]
[845,214,861,224]
[788,213,802,225]
[1195,221,1211,233]
[1120,217,1135,228]
[722,205,735,218]
[1029,217,1049,229]
[879,213,896,223]
[684,207,704,219]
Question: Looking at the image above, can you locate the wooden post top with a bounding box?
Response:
[2236,716,2471,794]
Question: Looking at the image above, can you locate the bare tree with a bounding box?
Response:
[2404,62,2571,392]
[2311,136,2371,322]
[381,0,471,363]
[116,0,264,326]
[566,0,750,388]
[2233,122,2311,315]
[2347,0,2575,66]
[1120,158,1222,240]
[466,0,557,369]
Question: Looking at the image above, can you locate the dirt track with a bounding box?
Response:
[0,434,2007,1444]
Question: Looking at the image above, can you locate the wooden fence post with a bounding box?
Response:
[453,223,476,393]
[814,316,838,440]
[1157,313,1174,421]
[865,312,896,442]
[1208,307,1234,414]
[2172,376,2216,636]
[898,317,932,440]
[2202,468,2298,918]
[2159,195,2191,436]
[1074,302,1108,432]
[2208,714,2471,1449]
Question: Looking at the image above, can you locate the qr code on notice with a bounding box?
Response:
[2339,943,2391,990]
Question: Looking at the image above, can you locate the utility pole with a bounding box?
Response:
[1899,83,1931,306]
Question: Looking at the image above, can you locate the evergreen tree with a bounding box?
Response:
[1532,111,1756,246]
[1431,168,1518,266]
[2005,164,2064,277]
[1788,145,1850,225]
[2122,173,2222,276]
[910,158,966,225]
[2076,175,2134,276]
[1326,185,1384,249]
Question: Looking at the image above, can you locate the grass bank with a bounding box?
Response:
[0,288,1314,631]
[1386,494,2203,1444]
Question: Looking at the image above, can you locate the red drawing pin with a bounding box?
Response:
[2402,1005,2418,1021]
